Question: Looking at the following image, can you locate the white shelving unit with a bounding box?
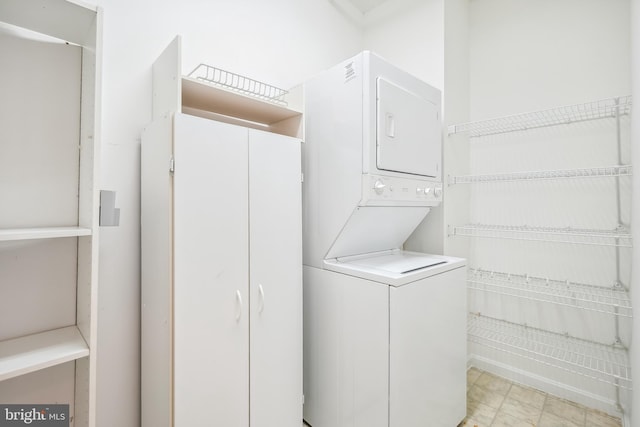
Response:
[468,268,632,317]
[448,95,632,137]
[468,314,632,390]
[450,94,633,414]
[0,1,101,425]
[450,165,633,185]
[450,224,632,247]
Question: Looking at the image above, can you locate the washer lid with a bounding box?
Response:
[376,77,441,178]
[324,206,430,260]
[324,250,466,286]
[347,252,446,274]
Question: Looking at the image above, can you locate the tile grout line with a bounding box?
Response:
[536,393,549,426]
[488,381,513,427]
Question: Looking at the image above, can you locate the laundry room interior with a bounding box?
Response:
[0,0,638,426]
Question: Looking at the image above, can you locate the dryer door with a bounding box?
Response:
[376,77,440,177]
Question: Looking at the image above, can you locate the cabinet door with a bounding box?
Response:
[389,267,467,427]
[248,130,302,427]
[174,114,249,427]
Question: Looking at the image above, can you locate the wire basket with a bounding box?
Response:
[188,64,289,106]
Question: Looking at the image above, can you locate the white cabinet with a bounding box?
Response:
[0,1,101,425]
[141,37,303,427]
[143,112,302,427]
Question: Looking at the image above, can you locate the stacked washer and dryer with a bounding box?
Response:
[302,52,467,427]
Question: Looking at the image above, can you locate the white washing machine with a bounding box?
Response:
[302,52,467,427]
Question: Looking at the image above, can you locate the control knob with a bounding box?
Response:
[373,180,386,195]
[434,187,443,198]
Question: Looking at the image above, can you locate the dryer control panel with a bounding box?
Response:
[360,174,442,207]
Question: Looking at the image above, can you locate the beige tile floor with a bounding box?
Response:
[302,367,623,426]
[461,367,622,427]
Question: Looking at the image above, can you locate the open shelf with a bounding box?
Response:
[468,313,631,389]
[0,326,89,382]
[0,227,92,242]
[189,63,289,106]
[448,95,632,137]
[153,36,303,138]
[468,268,632,317]
[182,76,301,127]
[449,165,632,185]
[450,224,632,247]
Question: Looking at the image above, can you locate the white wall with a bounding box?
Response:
[467,0,631,416]
[469,0,630,118]
[363,0,444,90]
[93,1,362,425]
[441,0,470,259]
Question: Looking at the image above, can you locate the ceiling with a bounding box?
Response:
[346,0,390,14]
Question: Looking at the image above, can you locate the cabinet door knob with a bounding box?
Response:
[235,290,243,321]
[258,284,265,313]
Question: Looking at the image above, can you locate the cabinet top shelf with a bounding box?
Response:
[448,95,632,137]
[182,76,302,126]
[152,36,303,138]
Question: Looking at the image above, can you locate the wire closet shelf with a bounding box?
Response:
[189,64,289,106]
[449,165,633,185]
[467,268,632,318]
[450,224,632,247]
[468,314,632,389]
[448,95,632,137]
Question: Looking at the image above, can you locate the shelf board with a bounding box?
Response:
[182,76,302,126]
[450,224,632,247]
[468,314,631,389]
[450,165,632,185]
[0,227,92,241]
[448,95,632,137]
[0,0,97,47]
[468,268,632,317]
[0,326,89,382]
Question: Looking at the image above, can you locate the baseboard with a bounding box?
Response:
[468,355,625,420]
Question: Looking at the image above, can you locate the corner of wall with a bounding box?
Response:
[629,0,639,424]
